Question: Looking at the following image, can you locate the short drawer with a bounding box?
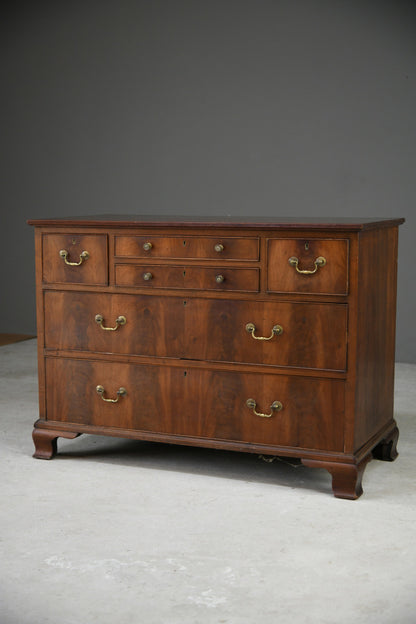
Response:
[267,238,349,295]
[45,358,345,451]
[115,264,260,292]
[115,235,259,260]
[42,234,108,285]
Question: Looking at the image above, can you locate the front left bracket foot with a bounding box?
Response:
[32,428,81,459]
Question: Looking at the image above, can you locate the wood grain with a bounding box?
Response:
[45,357,345,451]
[115,235,259,260]
[44,291,347,371]
[42,233,108,285]
[115,264,260,292]
[267,238,349,295]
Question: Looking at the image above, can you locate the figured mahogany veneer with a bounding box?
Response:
[42,233,108,285]
[115,235,259,260]
[114,264,260,292]
[44,291,347,370]
[28,216,404,499]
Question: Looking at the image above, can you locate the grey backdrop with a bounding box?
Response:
[1,1,415,362]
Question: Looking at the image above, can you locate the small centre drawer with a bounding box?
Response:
[114,235,259,260]
[115,264,260,292]
[42,233,108,285]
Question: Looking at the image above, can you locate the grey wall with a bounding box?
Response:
[1,0,415,361]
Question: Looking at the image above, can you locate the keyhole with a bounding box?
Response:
[183,371,187,377]
[305,241,309,250]
[183,270,186,277]
[72,239,77,245]
[183,240,186,246]
[183,301,187,306]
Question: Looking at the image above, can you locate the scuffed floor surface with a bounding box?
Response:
[0,339,415,624]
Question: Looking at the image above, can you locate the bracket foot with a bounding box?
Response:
[32,427,81,459]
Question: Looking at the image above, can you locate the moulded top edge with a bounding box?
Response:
[27,215,405,230]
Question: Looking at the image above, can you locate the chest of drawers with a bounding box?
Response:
[28,216,404,499]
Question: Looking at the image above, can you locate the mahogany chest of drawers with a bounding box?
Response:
[28,216,404,499]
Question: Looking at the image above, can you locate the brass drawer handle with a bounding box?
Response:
[288,256,326,274]
[96,385,127,403]
[246,398,283,418]
[143,242,153,251]
[215,274,225,283]
[214,243,224,253]
[95,314,126,331]
[143,272,153,281]
[245,322,283,340]
[59,249,89,266]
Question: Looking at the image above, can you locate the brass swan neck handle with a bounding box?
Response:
[288,256,326,274]
[59,249,89,266]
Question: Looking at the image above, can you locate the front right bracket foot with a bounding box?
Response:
[302,455,372,500]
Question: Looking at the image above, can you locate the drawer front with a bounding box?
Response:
[44,292,347,371]
[115,235,259,260]
[44,291,184,357]
[45,358,344,451]
[115,264,259,292]
[267,238,348,295]
[184,298,347,371]
[42,234,108,285]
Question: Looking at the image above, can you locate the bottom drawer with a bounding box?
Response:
[45,358,345,452]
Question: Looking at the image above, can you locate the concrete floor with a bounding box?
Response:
[0,339,415,624]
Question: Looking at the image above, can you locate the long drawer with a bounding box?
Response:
[44,292,347,371]
[45,357,345,451]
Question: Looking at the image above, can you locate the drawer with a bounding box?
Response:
[115,264,259,292]
[267,238,349,295]
[45,358,344,451]
[115,235,259,260]
[44,292,347,371]
[44,291,183,357]
[42,234,108,285]
[184,298,347,371]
